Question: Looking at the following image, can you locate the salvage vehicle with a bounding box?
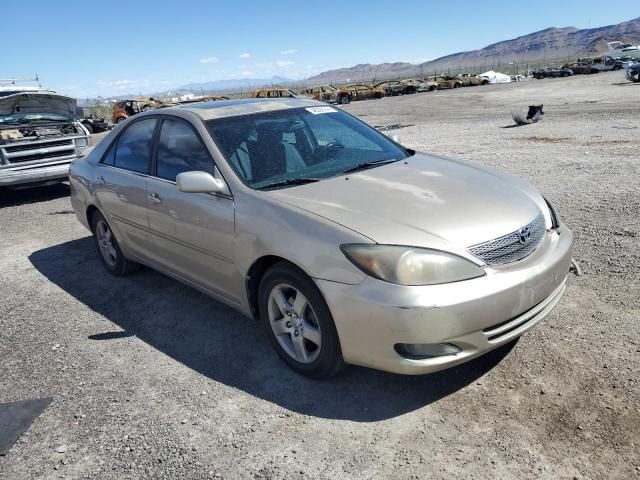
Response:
[0,91,91,187]
[457,73,490,86]
[416,79,439,92]
[563,61,599,75]
[343,84,385,100]
[76,106,111,134]
[373,81,401,96]
[533,67,574,79]
[112,98,162,124]
[69,98,573,379]
[251,88,297,98]
[426,75,463,89]
[177,96,228,105]
[625,60,640,82]
[302,85,352,104]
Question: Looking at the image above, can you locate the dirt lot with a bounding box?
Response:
[1,71,638,480]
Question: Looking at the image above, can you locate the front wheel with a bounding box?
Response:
[259,263,344,379]
[91,211,140,276]
[339,95,351,105]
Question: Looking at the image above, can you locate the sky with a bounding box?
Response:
[3,0,638,98]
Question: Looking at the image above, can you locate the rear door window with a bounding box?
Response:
[114,118,157,174]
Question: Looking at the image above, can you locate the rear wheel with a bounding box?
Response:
[259,262,344,379]
[91,211,140,276]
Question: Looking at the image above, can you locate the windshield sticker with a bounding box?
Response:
[305,106,337,115]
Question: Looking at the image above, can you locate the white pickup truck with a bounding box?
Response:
[0,87,91,187]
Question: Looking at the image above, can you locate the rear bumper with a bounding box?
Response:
[0,162,70,187]
[316,225,573,375]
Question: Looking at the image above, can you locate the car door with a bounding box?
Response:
[145,116,238,302]
[94,117,157,259]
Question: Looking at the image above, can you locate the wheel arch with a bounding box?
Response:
[246,255,312,320]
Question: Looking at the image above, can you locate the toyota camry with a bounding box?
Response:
[69,98,573,379]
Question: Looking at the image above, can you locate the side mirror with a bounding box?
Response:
[176,170,230,195]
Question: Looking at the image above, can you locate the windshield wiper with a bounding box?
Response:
[256,177,322,190]
[338,158,400,175]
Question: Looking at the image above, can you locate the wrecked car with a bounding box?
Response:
[111,99,162,124]
[76,106,111,134]
[177,96,229,105]
[625,60,640,82]
[562,62,598,75]
[302,85,352,104]
[426,76,463,89]
[373,81,401,96]
[69,97,573,379]
[416,79,439,92]
[457,73,490,86]
[533,67,574,79]
[343,84,385,100]
[251,88,297,98]
[0,91,91,187]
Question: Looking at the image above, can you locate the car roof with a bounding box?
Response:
[175,97,324,120]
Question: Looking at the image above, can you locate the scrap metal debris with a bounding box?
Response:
[512,105,545,125]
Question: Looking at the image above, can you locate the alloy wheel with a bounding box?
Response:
[96,219,117,267]
[267,283,322,364]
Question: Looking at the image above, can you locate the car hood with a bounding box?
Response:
[0,92,76,120]
[267,153,548,253]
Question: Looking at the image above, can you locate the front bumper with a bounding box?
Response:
[0,162,71,187]
[316,225,573,375]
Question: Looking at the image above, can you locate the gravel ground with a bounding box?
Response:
[0,71,638,480]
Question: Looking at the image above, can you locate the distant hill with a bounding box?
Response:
[306,16,640,83]
[178,76,293,93]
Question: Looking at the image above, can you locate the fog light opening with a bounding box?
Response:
[395,343,461,360]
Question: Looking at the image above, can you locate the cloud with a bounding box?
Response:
[200,56,218,64]
[241,71,253,76]
[276,60,295,67]
[238,53,251,59]
[280,49,298,55]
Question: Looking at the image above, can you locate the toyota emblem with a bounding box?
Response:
[518,227,531,244]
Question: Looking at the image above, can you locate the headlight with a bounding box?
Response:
[75,138,89,148]
[543,197,560,229]
[341,245,485,286]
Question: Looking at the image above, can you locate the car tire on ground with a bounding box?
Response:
[91,211,140,276]
[258,262,344,379]
[339,95,351,105]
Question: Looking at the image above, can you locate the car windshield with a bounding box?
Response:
[206,106,409,190]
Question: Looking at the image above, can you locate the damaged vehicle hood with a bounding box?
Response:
[0,92,77,121]
[266,153,549,252]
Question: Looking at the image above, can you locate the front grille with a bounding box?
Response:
[468,214,546,265]
[4,138,73,153]
[7,148,75,163]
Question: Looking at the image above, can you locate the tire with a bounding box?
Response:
[91,211,140,276]
[83,122,94,134]
[339,95,351,105]
[406,87,416,94]
[259,262,344,379]
[429,85,437,92]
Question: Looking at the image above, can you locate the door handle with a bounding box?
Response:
[148,192,162,205]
